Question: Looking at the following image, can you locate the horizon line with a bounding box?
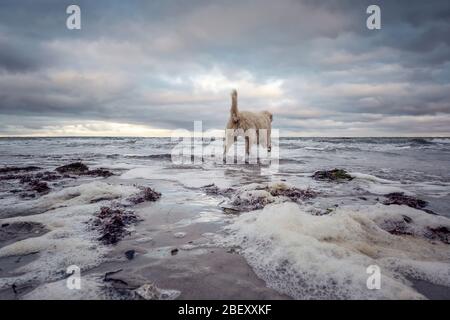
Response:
[0,135,449,139]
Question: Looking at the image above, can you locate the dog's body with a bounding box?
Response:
[224,89,272,158]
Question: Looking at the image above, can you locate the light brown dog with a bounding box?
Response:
[224,89,272,159]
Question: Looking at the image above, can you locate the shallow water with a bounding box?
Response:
[0,137,449,299]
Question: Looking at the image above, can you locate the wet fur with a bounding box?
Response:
[224,89,273,158]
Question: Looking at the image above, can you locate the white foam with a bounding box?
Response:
[304,147,326,151]
[233,189,275,203]
[174,232,187,238]
[95,162,144,170]
[1,181,139,216]
[121,167,164,180]
[225,181,313,211]
[219,202,450,299]
[431,138,450,144]
[135,283,181,300]
[350,172,394,184]
[350,172,413,196]
[240,181,297,193]
[364,184,411,195]
[135,237,153,243]
[121,167,232,189]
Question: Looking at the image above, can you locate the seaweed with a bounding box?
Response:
[84,168,114,177]
[202,183,235,197]
[269,187,318,202]
[55,162,89,174]
[34,171,62,181]
[127,187,161,204]
[312,169,354,181]
[230,193,274,212]
[91,206,140,245]
[55,162,113,177]
[0,166,41,174]
[205,182,318,212]
[425,226,449,244]
[2,163,115,198]
[383,192,435,214]
[28,180,50,194]
[380,216,449,244]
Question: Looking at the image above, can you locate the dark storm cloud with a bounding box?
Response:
[0,0,449,136]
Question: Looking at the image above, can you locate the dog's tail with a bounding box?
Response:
[230,89,239,122]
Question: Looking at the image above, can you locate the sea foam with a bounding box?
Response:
[219,202,450,299]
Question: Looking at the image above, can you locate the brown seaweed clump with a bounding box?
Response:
[0,166,41,174]
[1,163,113,198]
[379,215,414,236]
[202,183,235,197]
[91,207,140,245]
[204,182,318,212]
[312,169,354,182]
[230,193,273,212]
[55,162,113,177]
[55,162,89,174]
[127,187,161,204]
[85,168,114,177]
[383,192,435,214]
[269,187,318,202]
[28,180,51,194]
[379,215,449,244]
[425,226,449,244]
[34,171,62,181]
[0,166,43,183]
[1,170,65,197]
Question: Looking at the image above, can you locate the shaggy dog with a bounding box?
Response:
[224,89,272,160]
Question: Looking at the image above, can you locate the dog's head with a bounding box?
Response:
[263,111,273,122]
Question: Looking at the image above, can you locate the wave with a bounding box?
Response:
[431,138,450,144]
[281,137,438,145]
[410,138,433,145]
[304,147,327,151]
[350,172,395,184]
[124,153,172,160]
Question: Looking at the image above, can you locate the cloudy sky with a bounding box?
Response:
[0,0,449,137]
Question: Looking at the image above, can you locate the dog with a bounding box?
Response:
[224,89,272,160]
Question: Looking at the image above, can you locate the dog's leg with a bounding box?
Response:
[223,129,235,163]
[245,136,251,164]
[245,129,258,164]
[256,130,260,164]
